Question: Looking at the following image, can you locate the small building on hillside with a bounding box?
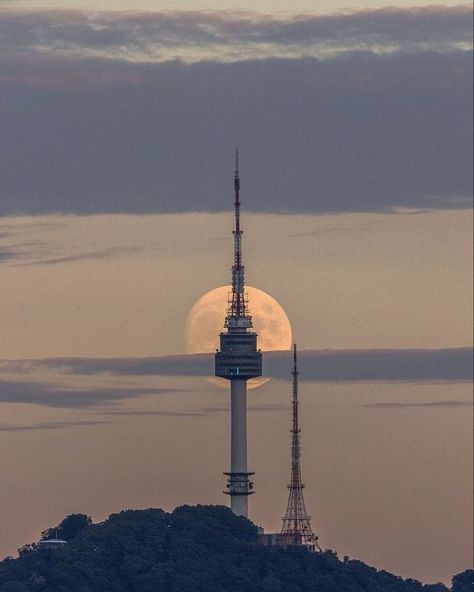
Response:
[37,538,68,551]
[257,531,319,552]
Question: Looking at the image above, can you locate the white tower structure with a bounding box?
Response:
[215,150,263,518]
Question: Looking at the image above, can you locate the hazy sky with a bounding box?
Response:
[0,0,472,586]
[0,210,472,358]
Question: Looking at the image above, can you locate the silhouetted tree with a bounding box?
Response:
[40,514,92,542]
[452,570,473,592]
[0,506,463,592]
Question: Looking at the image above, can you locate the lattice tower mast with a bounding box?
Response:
[281,344,321,551]
[215,150,263,518]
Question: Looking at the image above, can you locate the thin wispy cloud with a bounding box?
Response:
[0,420,110,432]
[366,400,473,409]
[0,242,51,265]
[16,246,141,266]
[0,249,18,261]
[99,409,209,418]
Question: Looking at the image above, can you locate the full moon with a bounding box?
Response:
[185,285,292,354]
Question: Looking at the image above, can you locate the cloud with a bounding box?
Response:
[16,246,141,266]
[0,7,471,216]
[247,403,288,412]
[77,404,285,418]
[19,347,473,383]
[27,354,212,377]
[98,409,209,417]
[288,348,474,383]
[0,49,471,215]
[0,242,51,265]
[0,380,175,408]
[0,249,18,261]
[0,349,470,410]
[0,8,470,62]
[0,221,141,266]
[0,420,110,432]
[365,400,472,409]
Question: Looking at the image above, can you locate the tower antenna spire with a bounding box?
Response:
[215,152,263,518]
[281,344,322,551]
[230,146,246,318]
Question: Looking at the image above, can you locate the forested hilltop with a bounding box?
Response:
[0,505,471,592]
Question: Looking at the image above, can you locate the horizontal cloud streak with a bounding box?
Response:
[366,400,472,409]
[15,347,473,383]
[0,380,175,408]
[0,349,470,410]
[0,7,471,62]
[16,246,141,267]
[0,249,18,261]
[99,409,209,417]
[0,420,110,432]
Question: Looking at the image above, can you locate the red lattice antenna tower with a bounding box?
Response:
[281,344,322,552]
[228,147,248,319]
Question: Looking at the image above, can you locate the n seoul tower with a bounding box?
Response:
[215,150,263,518]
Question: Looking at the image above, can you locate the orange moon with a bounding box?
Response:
[185,285,292,354]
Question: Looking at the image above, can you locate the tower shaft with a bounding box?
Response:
[231,380,247,473]
[281,345,321,551]
[229,380,249,517]
[215,150,262,518]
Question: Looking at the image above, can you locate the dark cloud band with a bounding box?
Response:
[0,7,471,216]
[9,347,472,383]
[0,349,470,411]
[0,51,471,216]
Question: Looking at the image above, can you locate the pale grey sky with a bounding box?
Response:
[0,211,471,358]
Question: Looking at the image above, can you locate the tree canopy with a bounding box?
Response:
[40,514,92,542]
[0,506,468,592]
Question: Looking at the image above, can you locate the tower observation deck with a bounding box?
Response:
[215,150,262,517]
